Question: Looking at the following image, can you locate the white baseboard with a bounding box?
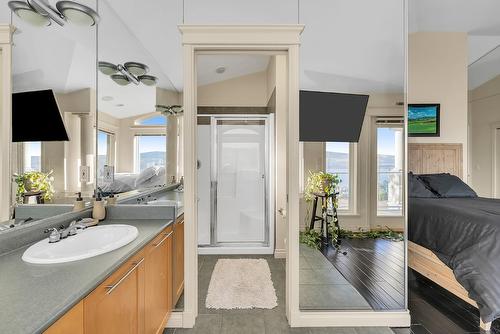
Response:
[274,248,286,258]
[290,310,411,328]
[198,246,274,255]
[166,312,183,328]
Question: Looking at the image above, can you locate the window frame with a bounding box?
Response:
[324,141,358,215]
[372,118,405,218]
[134,134,167,173]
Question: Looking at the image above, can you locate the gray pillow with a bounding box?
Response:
[418,173,477,198]
[409,172,437,198]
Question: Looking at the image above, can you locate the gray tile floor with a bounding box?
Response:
[299,244,371,310]
[164,254,395,334]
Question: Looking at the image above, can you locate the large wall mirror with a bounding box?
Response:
[3,0,97,232]
[96,0,182,199]
[298,1,406,313]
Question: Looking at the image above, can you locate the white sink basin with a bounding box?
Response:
[147,200,182,207]
[22,224,139,264]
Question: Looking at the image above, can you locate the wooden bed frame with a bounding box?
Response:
[408,143,491,331]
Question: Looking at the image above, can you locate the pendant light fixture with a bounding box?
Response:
[7,0,99,27]
[99,61,158,87]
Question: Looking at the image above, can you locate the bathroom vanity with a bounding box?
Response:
[0,201,184,334]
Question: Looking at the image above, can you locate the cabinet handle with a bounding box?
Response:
[153,231,173,248]
[178,220,184,225]
[105,258,144,295]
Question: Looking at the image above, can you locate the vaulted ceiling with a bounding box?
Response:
[3,0,500,114]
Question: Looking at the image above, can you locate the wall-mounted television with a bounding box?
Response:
[299,90,369,142]
[12,89,69,142]
[408,104,440,137]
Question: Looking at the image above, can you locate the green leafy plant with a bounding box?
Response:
[339,226,404,241]
[14,170,55,203]
[304,171,341,202]
[299,228,322,250]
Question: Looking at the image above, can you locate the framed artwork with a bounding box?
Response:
[408,104,440,137]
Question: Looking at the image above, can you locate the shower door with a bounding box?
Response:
[211,117,269,246]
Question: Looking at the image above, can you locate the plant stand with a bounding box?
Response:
[309,193,343,252]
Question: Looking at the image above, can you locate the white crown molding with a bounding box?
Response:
[179,24,305,46]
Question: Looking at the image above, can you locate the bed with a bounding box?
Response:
[408,143,498,330]
[99,166,166,194]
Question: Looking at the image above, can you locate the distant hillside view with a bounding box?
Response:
[326,152,396,172]
[139,151,166,170]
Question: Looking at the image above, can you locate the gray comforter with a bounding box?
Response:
[409,197,500,323]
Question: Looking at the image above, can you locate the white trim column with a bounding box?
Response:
[0,25,13,221]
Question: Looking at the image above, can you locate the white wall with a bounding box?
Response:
[469,74,500,197]
[197,71,268,107]
[408,32,469,180]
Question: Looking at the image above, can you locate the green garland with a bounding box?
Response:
[300,226,403,250]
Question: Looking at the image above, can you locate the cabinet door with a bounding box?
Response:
[145,226,173,334]
[173,215,184,306]
[44,301,83,334]
[84,251,145,334]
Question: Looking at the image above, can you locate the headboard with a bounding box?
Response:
[408,143,463,179]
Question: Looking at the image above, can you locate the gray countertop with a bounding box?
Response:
[0,218,172,334]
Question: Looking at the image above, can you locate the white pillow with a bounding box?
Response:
[135,166,160,186]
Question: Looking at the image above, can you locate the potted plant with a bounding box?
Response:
[301,171,341,249]
[13,170,55,203]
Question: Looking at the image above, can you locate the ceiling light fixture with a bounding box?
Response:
[100,61,158,87]
[156,104,183,116]
[7,0,99,27]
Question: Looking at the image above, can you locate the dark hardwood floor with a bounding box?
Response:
[321,238,405,310]
[320,237,499,334]
[408,269,499,334]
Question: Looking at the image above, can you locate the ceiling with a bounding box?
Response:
[4,0,500,116]
[197,55,270,86]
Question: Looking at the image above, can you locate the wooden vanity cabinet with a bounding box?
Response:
[44,224,178,334]
[84,250,146,334]
[173,214,184,306]
[145,225,173,334]
[44,301,84,334]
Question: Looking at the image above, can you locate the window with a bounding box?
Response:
[325,142,353,211]
[23,142,41,172]
[98,130,115,178]
[135,135,167,172]
[136,115,167,126]
[376,126,403,216]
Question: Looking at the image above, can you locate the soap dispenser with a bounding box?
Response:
[92,191,106,221]
[107,193,117,206]
[73,192,85,212]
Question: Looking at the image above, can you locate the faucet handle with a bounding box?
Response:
[44,228,61,243]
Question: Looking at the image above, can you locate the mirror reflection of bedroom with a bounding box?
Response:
[408,1,500,332]
[298,1,406,311]
[96,0,182,198]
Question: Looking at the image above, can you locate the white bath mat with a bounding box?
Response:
[205,258,278,309]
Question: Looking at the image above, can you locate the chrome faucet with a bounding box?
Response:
[60,221,87,238]
[44,220,87,243]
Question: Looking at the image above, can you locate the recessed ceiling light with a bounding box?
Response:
[101,96,114,101]
[215,66,226,74]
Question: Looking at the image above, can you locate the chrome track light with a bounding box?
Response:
[100,61,158,87]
